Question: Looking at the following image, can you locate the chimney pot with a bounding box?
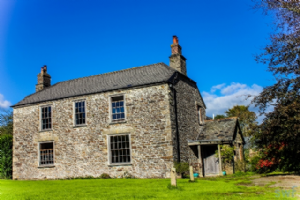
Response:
[173,36,179,44]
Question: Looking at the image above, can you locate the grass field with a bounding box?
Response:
[0,175,297,200]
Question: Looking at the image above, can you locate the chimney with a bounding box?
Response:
[36,65,51,92]
[169,36,187,75]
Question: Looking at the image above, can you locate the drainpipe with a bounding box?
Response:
[169,73,180,162]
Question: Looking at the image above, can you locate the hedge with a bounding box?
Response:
[0,134,13,179]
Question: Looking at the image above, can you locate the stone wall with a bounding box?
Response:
[13,84,174,180]
[168,73,206,164]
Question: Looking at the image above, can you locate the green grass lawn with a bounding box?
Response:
[0,176,297,200]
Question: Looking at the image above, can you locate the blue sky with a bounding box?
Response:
[0,0,275,119]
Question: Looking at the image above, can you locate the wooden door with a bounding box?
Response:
[202,145,219,176]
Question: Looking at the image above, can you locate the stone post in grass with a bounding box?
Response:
[171,168,177,187]
[189,166,194,182]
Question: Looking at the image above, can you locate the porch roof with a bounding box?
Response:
[188,117,242,146]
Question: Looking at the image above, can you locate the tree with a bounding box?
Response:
[225,105,256,136]
[252,0,300,172]
[0,109,13,178]
[214,114,226,120]
[0,108,13,136]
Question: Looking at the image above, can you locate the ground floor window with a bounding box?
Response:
[39,142,54,165]
[109,134,131,164]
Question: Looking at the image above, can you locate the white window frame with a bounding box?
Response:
[38,141,55,167]
[107,133,132,165]
[40,104,53,131]
[109,94,126,123]
[73,99,87,127]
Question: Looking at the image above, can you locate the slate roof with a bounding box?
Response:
[196,117,239,142]
[13,63,177,107]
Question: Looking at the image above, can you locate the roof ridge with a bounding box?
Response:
[204,117,238,122]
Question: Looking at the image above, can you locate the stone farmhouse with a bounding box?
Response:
[12,36,245,180]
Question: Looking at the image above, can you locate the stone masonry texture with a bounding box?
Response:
[13,84,176,179]
[168,73,205,164]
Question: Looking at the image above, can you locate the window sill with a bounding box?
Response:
[73,124,87,128]
[108,163,132,167]
[38,165,55,168]
[109,120,127,125]
[39,129,53,133]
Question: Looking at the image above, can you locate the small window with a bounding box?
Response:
[39,142,54,165]
[198,106,203,124]
[75,101,86,125]
[41,106,52,130]
[111,96,125,121]
[109,135,131,164]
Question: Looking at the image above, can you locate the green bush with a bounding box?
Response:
[173,162,189,174]
[0,134,13,179]
[99,173,111,179]
[249,154,262,172]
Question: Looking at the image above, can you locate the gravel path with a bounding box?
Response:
[251,175,300,199]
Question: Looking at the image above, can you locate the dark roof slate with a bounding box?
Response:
[13,63,177,107]
[197,118,238,142]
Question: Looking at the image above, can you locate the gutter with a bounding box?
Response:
[169,72,180,162]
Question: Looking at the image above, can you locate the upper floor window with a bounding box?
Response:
[39,142,54,166]
[109,134,131,164]
[198,106,203,124]
[75,101,86,125]
[111,96,125,121]
[41,106,52,130]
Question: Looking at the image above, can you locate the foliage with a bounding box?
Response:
[0,109,13,136]
[214,115,226,120]
[173,162,189,174]
[225,105,257,136]
[215,145,234,171]
[252,0,300,173]
[249,154,262,172]
[0,177,282,199]
[0,134,13,179]
[99,173,111,179]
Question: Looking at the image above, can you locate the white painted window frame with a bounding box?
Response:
[109,94,126,123]
[39,104,53,131]
[38,141,55,167]
[107,133,132,166]
[73,99,87,127]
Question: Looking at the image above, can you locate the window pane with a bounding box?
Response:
[120,101,123,106]
[110,135,130,164]
[40,142,54,165]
